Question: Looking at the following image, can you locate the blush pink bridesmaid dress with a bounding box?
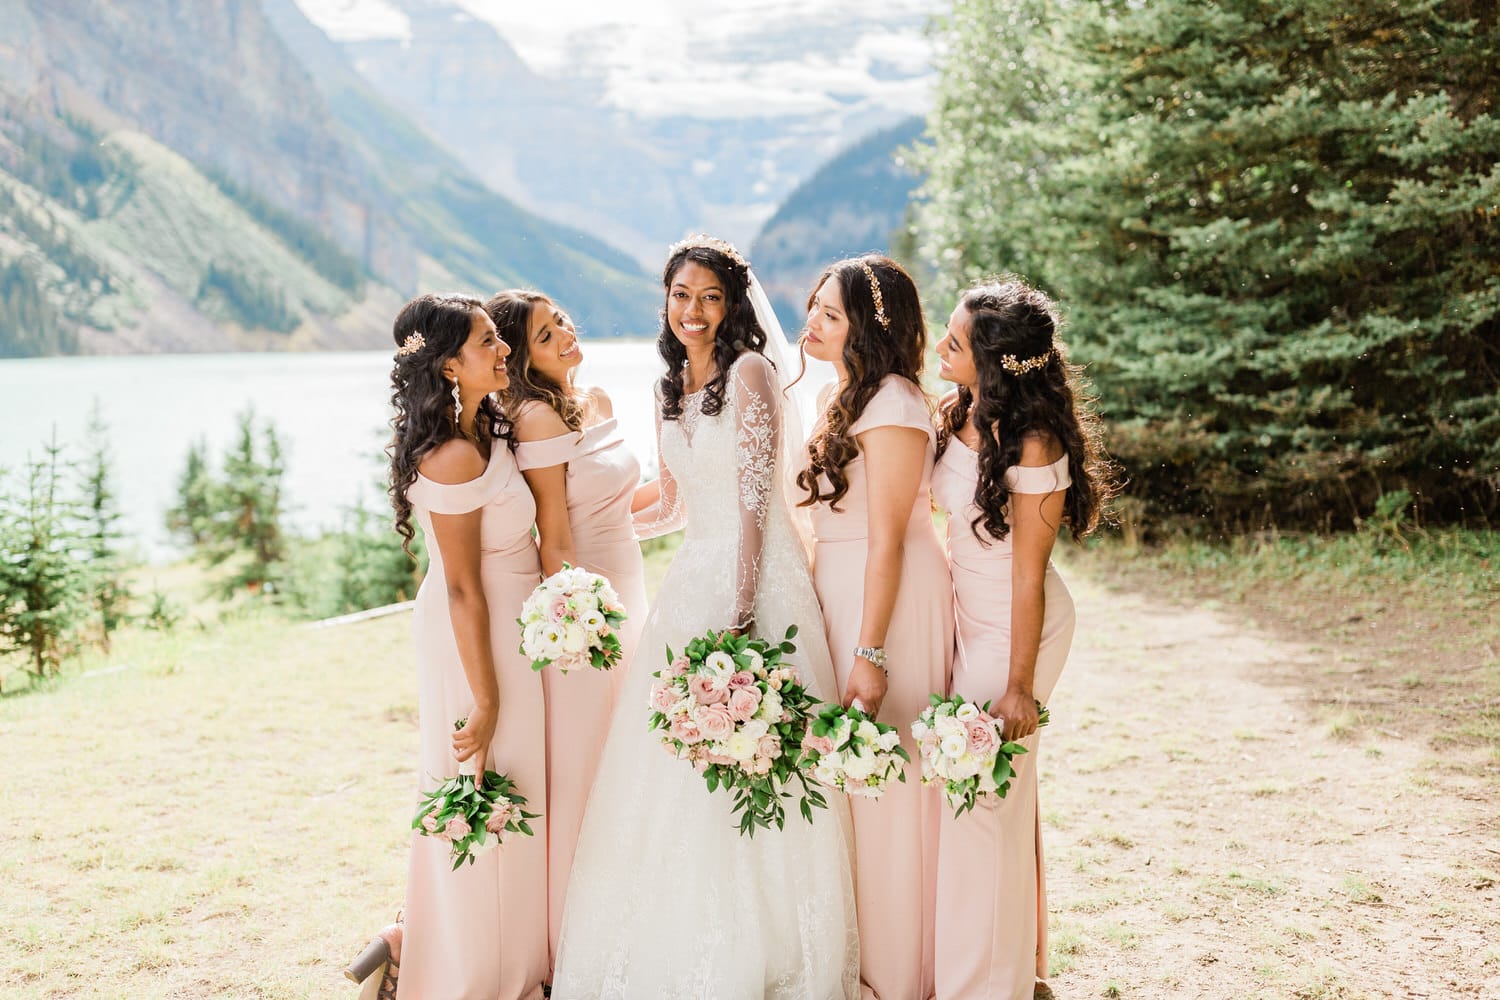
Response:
[931,440,1076,1000]
[399,442,548,1000]
[807,375,954,1000]
[513,412,648,970]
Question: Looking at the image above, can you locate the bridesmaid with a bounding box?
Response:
[484,289,648,972]
[930,278,1114,1000]
[798,254,954,1000]
[387,293,548,1000]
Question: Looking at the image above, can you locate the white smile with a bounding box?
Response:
[682,322,708,333]
[559,343,579,359]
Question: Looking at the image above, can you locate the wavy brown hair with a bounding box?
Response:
[657,243,768,421]
[387,292,513,557]
[485,289,587,431]
[796,254,929,511]
[936,277,1118,544]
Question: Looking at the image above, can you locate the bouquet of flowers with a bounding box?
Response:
[798,702,910,799]
[647,625,827,836]
[412,720,539,870]
[911,694,1051,817]
[517,563,627,673]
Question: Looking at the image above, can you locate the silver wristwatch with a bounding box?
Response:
[853,645,888,673]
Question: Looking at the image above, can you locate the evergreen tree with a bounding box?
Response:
[200,409,287,596]
[165,438,213,547]
[78,401,132,650]
[917,0,1500,530]
[0,439,93,678]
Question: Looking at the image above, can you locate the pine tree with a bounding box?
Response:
[78,401,132,650]
[0,438,93,678]
[917,0,1500,530]
[200,408,286,596]
[165,438,213,547]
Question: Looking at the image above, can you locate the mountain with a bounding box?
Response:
[750,117,926,332]
[0,0,657,356]
[298,0,936,266]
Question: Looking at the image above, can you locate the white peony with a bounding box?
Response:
[755,689,783,722]
[723,731,758,762]
[561,623,588,654]
[842,751,877,781]
[936,715,965,739]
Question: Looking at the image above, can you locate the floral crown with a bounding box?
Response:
[394,331,426,358]
[856,260,890,329]
[668,233,749,269]
[999,348,1053,376]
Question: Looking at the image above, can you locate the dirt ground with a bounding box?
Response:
[1039,567,1500,999]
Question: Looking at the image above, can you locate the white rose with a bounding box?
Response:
[955,703,980,723]
[842,751,877,781]
[561,623,587,654]
[855,720,879,744]
[876,730,902,753]
[739,719,769,741]
[723,731,758,762]
[936,715,965,739]
[814,763,841,787]
[911,718,930,741]
[940,733,968,759]
[522,621,546,652]
[755,689,783,722]
[740,648,764,673]
[705,651,736,678]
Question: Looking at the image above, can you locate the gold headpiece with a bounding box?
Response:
[395,331,426,358]
[668,233,749,269]
[857,260,890,329]
[999,349,1053,376]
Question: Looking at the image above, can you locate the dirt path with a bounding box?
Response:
[1040,569,1500,999]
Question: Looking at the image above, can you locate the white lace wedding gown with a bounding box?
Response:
[552,352,859,999]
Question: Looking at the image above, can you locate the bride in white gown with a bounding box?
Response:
[552,237,859,999]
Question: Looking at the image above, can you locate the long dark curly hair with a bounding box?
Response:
[485,289,587,432]
[388,292,513,557]
[936,277,1118,544]
[796,254,929,511]
[657,242,768,421]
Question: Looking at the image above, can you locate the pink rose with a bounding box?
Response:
[689,675,728,705]
[728,671,756,689]
[804,734,835,756]
[421,812,440,834]
[920,732,940,757]
[966,720,1000,757]
[485,803,514,833]
[726,687,761,722]
[548,595,570,623]
[756,735,780,760]
[706,751,735,767]
[670,717,704,744]
[650,682,679,714]
[444,816,472,841]
[670,656,691,677]
[751,755,774,775]
[697,705,735,742]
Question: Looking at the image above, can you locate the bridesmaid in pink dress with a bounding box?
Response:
[485,290,648,973]
[798,255,954,1000]
[387,293,548,1000]
[930,278,1115,1000]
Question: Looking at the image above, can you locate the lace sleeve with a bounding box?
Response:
[729,353,781,631]
[632,401,686,540]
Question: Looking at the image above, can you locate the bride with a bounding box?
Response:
[552,236,859,999]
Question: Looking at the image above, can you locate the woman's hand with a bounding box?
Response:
[452,705,497,777]
[995,686,1039,743]
[844,657,889,719]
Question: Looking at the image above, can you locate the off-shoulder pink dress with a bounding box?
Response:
[931,441,1076,1000]
[399,442,547,1000]
[513,413,647,967]
[807,375,954,1000]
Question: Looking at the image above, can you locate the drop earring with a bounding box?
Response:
[451,380,462,426]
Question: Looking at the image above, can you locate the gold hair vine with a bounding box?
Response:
[395,331,426,357]
[999,349,1053,375]
[668,233,749,269]
[857,260,890,329]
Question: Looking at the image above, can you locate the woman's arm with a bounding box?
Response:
[515,403,578,577]
[728,354,781,633]
[421,441,499,775]
[997,433,1067,742]
[842,424,929,717]
[633,404,687,538]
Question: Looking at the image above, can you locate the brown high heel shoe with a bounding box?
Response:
[346,916,402,999]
